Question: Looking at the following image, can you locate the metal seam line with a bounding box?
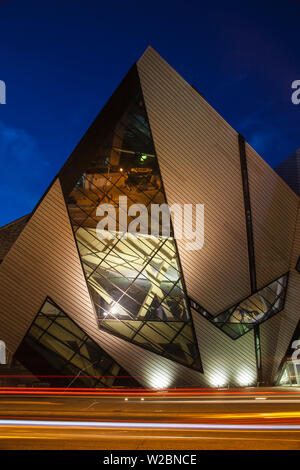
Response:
[238,133,262,384]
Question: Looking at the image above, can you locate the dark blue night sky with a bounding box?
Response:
[0,0,299,226]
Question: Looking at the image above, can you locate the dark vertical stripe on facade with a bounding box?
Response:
[238,134,257,293]
[254,324,262,383]
[238,133,261,382]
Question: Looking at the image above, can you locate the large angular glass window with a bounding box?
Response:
[191,274,288,339]
[66,88,202,372]
[14,298,140,388]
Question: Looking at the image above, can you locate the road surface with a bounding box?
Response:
[0,387,299,449]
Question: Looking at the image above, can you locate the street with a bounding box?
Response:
[0,387,300,449]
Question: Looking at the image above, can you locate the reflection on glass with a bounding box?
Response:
[191,274,288,339]
[67,91,202,371]
[14,298,139,388]
[277,360,300,386]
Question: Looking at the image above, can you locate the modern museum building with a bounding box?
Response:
[0,47,299,389]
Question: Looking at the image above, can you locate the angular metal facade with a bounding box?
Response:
[0,46,299,388]
[137,48,251,315]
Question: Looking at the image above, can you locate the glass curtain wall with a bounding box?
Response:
[14,298,140,388]
[191,274,288,339]
[67,91,201,371]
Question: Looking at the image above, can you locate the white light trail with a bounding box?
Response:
[1,419,300,431]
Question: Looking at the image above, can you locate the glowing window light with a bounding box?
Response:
[110,303,119,315]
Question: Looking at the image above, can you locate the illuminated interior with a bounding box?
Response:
[278,361,300,386]
[67,91,202,371]
[191,274,288,339]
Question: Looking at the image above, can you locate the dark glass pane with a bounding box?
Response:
[14,298,140,388]
[192,274,288,339]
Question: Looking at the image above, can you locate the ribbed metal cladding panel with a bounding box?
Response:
[270,202,300,382]
[137,47,251,315]
[246,143,299,289]
[260,314,283,384]
[192,311,257,387]
[0,179,102,356]
[0,215,29,261]
[272,276,300,381]
[0,178,208,388]
[260,202,300,384]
